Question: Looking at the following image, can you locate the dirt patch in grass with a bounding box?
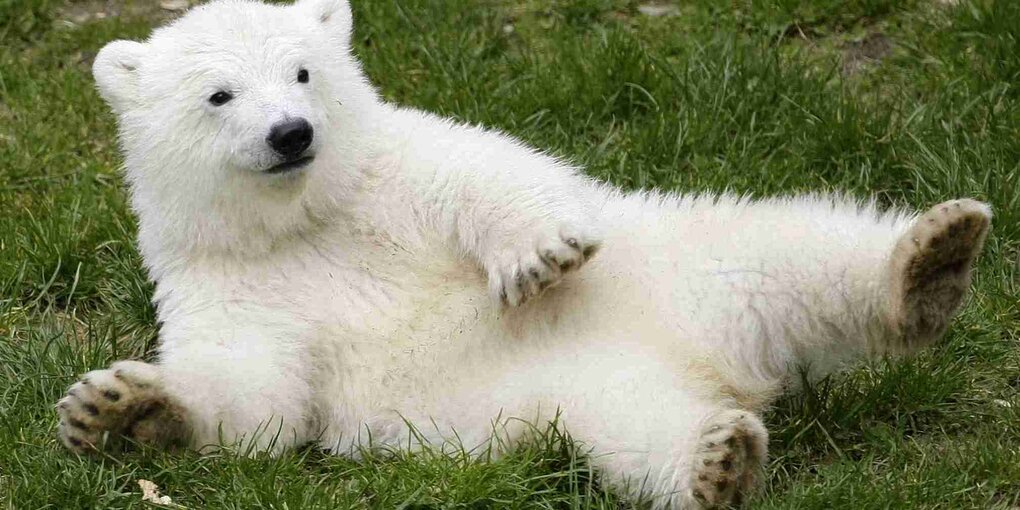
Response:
[842,32,893,76]
[56,0,186,28]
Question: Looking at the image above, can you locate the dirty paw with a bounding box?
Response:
[489,226,601,307]
[888,199,991,349]
[56,360,188,453]
[689,410,768,509]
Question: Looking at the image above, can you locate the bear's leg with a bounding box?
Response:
[155,340,315,454]
[535,353,768,509]
[58,341,314,455]
[786,198,992,373]
[883,199,992,354]
[57,360,189,453]
[574,399,768,509]
[701,198,992,391]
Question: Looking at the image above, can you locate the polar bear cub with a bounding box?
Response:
[58,0,992,507]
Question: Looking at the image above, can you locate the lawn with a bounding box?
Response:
[1,0,1019,508]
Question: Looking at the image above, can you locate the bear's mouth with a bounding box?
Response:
[266,156,315,174]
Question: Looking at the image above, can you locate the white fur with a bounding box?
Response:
[82,0,976,507]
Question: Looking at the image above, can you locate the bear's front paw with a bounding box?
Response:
[57,360,188,454]
[488,225,601,307]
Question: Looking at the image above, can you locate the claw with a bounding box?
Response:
[491,226,603,307]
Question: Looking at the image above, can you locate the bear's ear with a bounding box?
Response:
[93,40,149,114]
[298,0,353,43]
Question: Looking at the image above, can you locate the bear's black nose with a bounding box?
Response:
[267,118,313,158]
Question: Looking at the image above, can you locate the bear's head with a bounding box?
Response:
[93,0,379,265]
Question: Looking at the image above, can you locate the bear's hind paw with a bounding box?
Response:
[887,199,991,352]
[688,409,767,509]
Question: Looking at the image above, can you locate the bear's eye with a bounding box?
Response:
[297,69,309,84]
[209,91,233,106]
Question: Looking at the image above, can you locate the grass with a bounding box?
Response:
[1,0,1018,508]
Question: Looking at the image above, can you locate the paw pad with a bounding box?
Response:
[887,199,991,351]
[689,410,767,509]
[56,361,186,454]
